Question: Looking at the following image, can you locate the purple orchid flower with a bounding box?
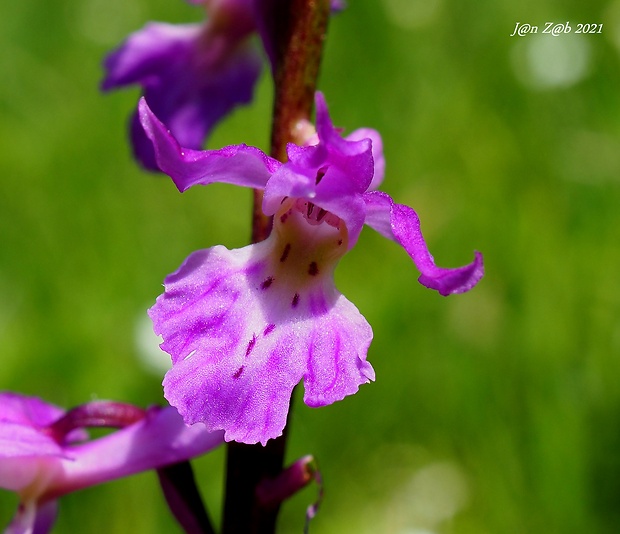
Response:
[101,0,344,172]
[101,0,263,171]
[139,92,484,445]
[0,392,223,534]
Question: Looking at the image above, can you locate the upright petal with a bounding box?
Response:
[345,127,385,190]
[314,93,375,194]
[262,93,377,248]
[139,98,280,190]
[364,191,484,295]
[263,160,368,248]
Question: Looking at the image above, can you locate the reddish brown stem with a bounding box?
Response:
[225,1,329,533]
[250,0,329,245]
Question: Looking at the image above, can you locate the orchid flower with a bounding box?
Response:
[0,392,223,534]
[101,0,345,171]
[102,0,262,171]
[139,92,484,445]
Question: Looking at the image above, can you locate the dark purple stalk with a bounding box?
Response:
[157,461,216,534]
[223,1,329,533]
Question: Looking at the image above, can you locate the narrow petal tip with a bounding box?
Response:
[418,250,484,296]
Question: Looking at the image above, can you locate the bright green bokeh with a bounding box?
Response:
[1,0,619,532]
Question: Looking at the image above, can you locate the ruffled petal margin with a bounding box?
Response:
[363,191,484,296]
[152,238,374,445]
[139,98,280,191]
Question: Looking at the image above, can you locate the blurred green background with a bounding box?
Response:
[2,0,620,532]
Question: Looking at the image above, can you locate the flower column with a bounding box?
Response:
[222,1,330,532]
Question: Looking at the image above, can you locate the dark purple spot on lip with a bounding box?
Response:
[292,293,300,308]
[233,366,244,379]
[280,213,289,224]
[261,276,274,289]
[263,323,276,336]
[280,243,291,263]
[308,262,319,276]
[307,202,315,217]
[317,208,327,222]
[337,239,343,246]
[245,335,257,357]
[280,196,289,204]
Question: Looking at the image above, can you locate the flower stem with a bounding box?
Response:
[269,0,330,162]
[251,0,330,244]
[157,461,216,534]
[226,1,329,532]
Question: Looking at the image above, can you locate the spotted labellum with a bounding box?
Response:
[140,92,484,445]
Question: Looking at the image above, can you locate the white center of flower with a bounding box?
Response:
[232,198,348,381]
[254,197,347,309]
[273,197,347,277]
[292,198,341,228]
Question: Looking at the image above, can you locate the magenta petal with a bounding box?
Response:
[364,191,484,295]
[0,392,63,428]
[0,394,79,496]
[0,393,65,459]
[130,40,263,171]
[0,392,223,520]
[101,23,202,91]
[314,93,375,193]
[102,20,263,171]
[52,407,223,497]
[302,295,374,407]
[139,98,280,191]
[0,395,223,534]
[262,93,378,247]
[345,127,385,190]
[154,244,305,445]
[152,239,374,445]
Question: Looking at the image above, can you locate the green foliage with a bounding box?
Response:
[1,0,619,532]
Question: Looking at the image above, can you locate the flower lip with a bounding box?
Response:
[156,233,372,444]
